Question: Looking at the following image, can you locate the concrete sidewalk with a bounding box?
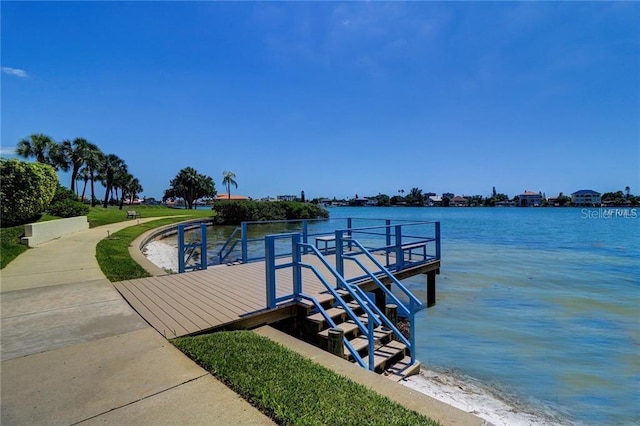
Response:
[0,219,274,425]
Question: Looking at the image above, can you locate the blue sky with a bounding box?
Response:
[2,2,638,200]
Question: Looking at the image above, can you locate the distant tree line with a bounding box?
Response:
[308,185,638,207]
[14,133,143,209]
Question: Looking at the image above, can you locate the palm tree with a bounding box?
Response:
[62,137,91,194]
[112,167,132,209]
[76,167,91,200]
[15,133,59,166]
[123,176,143,206]
[98,154,126,208]
[83,143,104,207]
[408,187,424,206]
[222,170,238,200]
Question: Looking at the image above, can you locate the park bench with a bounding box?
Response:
[126,210,140,219]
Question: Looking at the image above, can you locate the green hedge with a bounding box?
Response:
[47,185,89,218]
[0,159,58,227]
[213,201,328,225]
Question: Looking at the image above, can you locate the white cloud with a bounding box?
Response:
[0,147,17,155]
[1,67,29,78]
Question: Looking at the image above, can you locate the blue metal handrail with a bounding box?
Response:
[343,237,425,312]
[177,223,208,273]
[217,217,440,267]
[217,226,241,264]
[265,232,415,371]
[265,233,375,368]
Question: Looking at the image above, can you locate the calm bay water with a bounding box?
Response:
[180,205,639,424]
[331,207,639,425]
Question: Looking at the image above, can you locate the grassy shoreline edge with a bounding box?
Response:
[173,331,440,426]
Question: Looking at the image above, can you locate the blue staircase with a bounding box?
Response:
[265,232,426,379]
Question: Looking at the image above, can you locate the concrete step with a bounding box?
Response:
[370,340,408,372]
[383,356,421,382]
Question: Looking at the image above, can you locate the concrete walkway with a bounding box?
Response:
[0,219,274,425]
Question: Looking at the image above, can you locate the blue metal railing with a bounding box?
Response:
[219,217,440,268]
[217,226,241,264]
[177,223,208,273]
[265,232,420,371]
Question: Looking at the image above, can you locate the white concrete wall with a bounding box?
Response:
[21,216,89,247]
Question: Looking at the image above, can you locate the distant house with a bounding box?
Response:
[571,190,601,206]
[452,195,468,207]
[428,195,442,206]
[352,197,370,206]
[442,192,454,200]
[519,190,542,207]
[546,195,559,206]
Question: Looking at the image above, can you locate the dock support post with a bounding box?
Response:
[385,304,398,339]
[328,328,344,358]
[427,271,436,307]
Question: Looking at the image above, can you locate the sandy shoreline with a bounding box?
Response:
[143,240,180,273]
[402,368,567,426]
[142,240,567,426]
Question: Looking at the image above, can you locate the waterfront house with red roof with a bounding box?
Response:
[452,195,468,207]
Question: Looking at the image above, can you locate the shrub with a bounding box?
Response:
[47,198,90,218]
[213,201,328,225]
[0,159,58,227]
[46,184,89,218]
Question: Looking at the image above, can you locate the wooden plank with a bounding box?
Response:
[126,277,208,335]
[307,307,346,325]
[114,282,177,336]
[140,276,227,327]
[116,280,191,337]
[318,320,360,338]
[169,273,259,317]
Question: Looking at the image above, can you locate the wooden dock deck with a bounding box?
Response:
[114,254,440,339]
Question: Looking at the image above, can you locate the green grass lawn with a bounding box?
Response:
[0,205,213,270]
[96,215,212,281]
[0,226,29,269]
[86,205,212,227]
[173,331,440,426]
